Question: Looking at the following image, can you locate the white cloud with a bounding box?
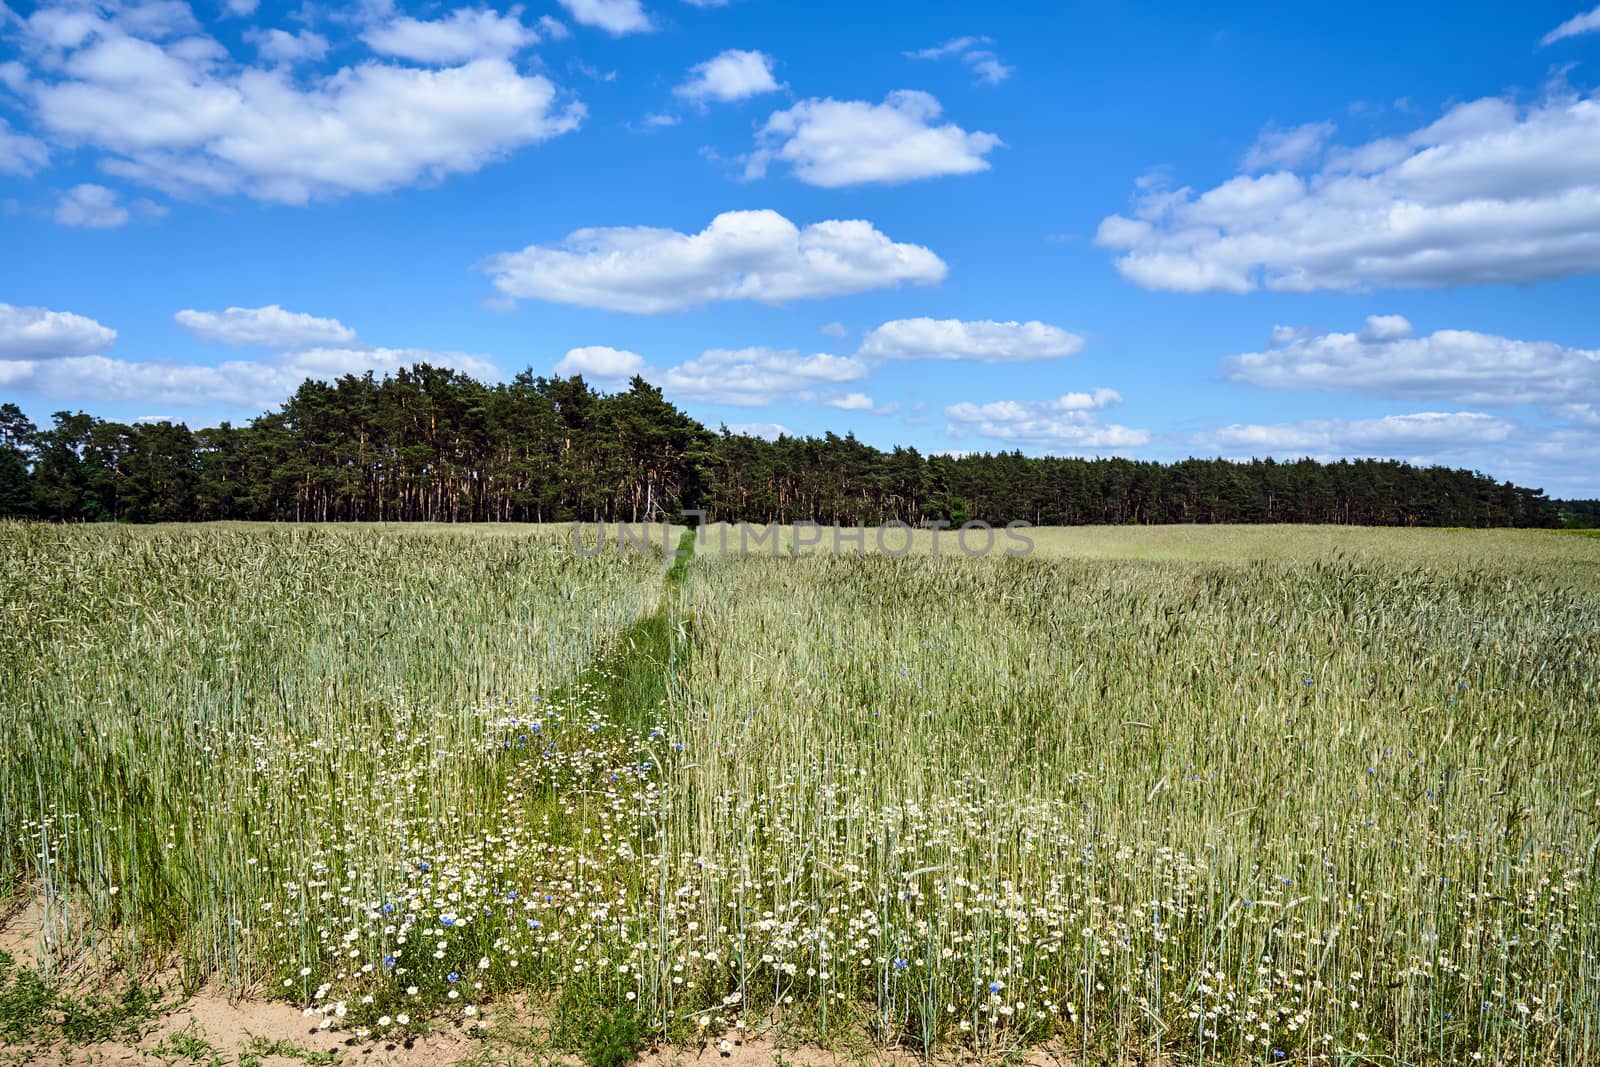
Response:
[906,37,984,60]
[1222,316,1600,407]
[1202,412,1515,459]
[674,49,780,104]
[482,209,947,313]
[1542,4,1600,44]
[0,117,49,175]
[1097,90,1600,292]
[965,53,1012,86]
[554,345,647,383]
[1512,425,1600,496]
[0,347,499,410]
[1557,402,1600,426]
[1241,121,1334,171]
[858,317,1084,363]
[108,1,201,39]
[820,321,848,338]
[1205,412,1599,497]
[944,389,1148,451]
[537,15,570,40]
[748,91,1001,188]
[825,391,898,415]
[554,0,652,35]
[175,305,360,348]
[55,182,129,227]
[246,27,329,65]
[661,347,868,406]
[8,7,583,204]
[827,392,875,410]
[0,303,117,360]
[363,8,538,63]
[725,421,789,440]
[905,35,1012,85]
[543,339,890,409]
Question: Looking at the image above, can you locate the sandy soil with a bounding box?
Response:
[3,988,1079,1067]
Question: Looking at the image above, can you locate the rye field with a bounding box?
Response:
[2,522,1598,1066]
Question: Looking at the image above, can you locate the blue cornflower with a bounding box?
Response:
[418,861,431,872]
[893,958,908,971]
[383,955,395,970]
[382,903,394,914]
[988,980,1002,994]
[447,972,460,983]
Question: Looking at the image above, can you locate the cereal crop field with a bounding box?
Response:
[2,522,1598,1066]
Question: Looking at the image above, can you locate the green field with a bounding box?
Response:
[2,522,1598,1065]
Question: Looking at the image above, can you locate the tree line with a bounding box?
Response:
[0,365,1564,528]
[1558,500,1600,529]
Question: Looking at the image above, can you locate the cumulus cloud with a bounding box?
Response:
[362,8,538,63]
[944,389,1148,451]
[1241,121,1334,171]
[55,183,129,227]
[905,35,1013,85]
[245,27,329,65]
[661,347,868,406]
[674,48,780,104]
[0,303,118,360]
[825,391,898,415]
[1201,412,1515,459]
[175,305,360,348]
[5,4,583,204]
[857,317,1084,362]
[554,0,652,35]
[0,347,499,410]
[747,91,1002,187]
[1513,425,1600,496]
[482,209,947,313]
[1222,315,1600,407]
[554,345,647,384]
[1097,91,1600,292]
[724,422,789,440]
[0,118,49,175]
[542,339,891,409]
[1557,402,1600,426]
[1542,4,1600,44]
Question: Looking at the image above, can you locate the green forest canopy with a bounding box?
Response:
[0,365,1567,528]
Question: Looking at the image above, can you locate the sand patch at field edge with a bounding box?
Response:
[2,988,1078,1067]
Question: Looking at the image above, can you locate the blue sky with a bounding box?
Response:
[2,0,1598,496]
